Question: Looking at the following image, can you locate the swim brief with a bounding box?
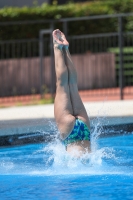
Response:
[63,118,90,146]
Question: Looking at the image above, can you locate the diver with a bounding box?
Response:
[53,29,90,157]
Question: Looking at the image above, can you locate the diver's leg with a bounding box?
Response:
[53,30,75,140]
[63,47,90,128]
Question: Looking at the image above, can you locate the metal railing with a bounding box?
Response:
[0,13,133,105]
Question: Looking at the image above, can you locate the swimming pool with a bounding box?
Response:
[0,131,133,200]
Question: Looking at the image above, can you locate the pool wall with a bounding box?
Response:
[0,101,133,147]
[0,117,133,147]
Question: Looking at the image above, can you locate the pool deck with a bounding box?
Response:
[0,99,133,137]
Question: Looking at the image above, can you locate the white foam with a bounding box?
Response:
[0,119,132,176]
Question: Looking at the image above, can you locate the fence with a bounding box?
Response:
[0,13,133,106]
[0,51,115,94]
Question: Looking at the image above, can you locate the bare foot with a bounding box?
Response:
[52,29,69,49]
[60,30,69,49]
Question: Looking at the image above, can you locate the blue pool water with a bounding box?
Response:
[0,130,133,199]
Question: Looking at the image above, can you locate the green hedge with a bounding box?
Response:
[0,0,133,40]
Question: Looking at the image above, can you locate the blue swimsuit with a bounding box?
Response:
[63,119,90,146]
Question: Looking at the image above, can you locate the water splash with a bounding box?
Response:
[0,119,132,176]
[38,119,117,176]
